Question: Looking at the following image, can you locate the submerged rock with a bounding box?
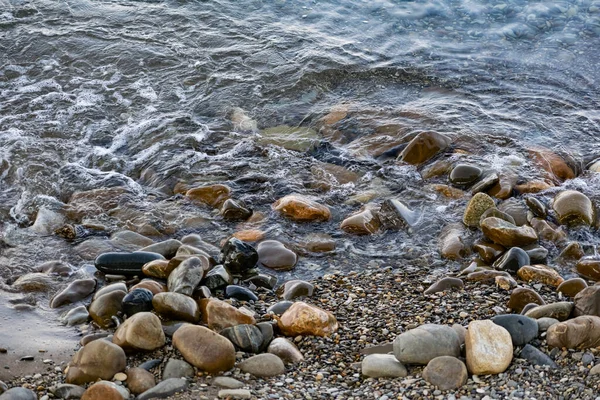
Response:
[340,206,381,235]
[481,217,538,248]
[220,199,253,221]
[377,199,418,229]
[186,184,231,208]
[272,194,331,222]
[552,190,594,226]
[13,273,55,292]
[449,164,482,186]
[439,224,468,260]
[398,131,452,165]
[257,240,297,271]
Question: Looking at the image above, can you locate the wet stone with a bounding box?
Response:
[282,280,314,300]
[221,238,259,275]
[141,259,173,279]
[423,277,464,295]
[491,314,538,346]
[51,278,97,308]
[225,285,258,302]
[113,312,165,352]
[507,287,546,313]
[473,242,505,264]
[377,199,418,229]
[89,290,126,328]
[122,288,153,317]
[553,190,594,226]
[493,247,530,273]
[522,244,548,264]
[272,194,331,222]
[340,206,381,235]
[130,280,166,295]
[95,252,165,276]
[221,324,264,353]
[300,233,336,252]
[463,193,495,227]
[139,239,182,258]
[220,198,253,221]
[162,358,194,380]
[439,223,468,260]
[517,264,564,287]
[34,260,73,276]
[186,184,231,208]
[557,278,588,297]
[168,256,206,296]
[93,282,127,300]
[576,257,600,281]
[62,305,89,326]
[498,198,529,226]
[398,131,452,165]
[152,292,200,323]
[199,298,255,331]
[450,164,482,187]
[471,172,499,194]
[256,321,274,351]
[203,265,232,290]
[481,217,538,248]
[526,197,547,218]
[267,301,294,315]
[243,272,277,290]
[479,208,516,225]
[257,240,297,271]
[13,273,55,292]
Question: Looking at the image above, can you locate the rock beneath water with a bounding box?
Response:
[168,256,206,296]
[199,298,255,331]
[221,238,259,275]
[423,277,464,295]
[173,325,235,373]
[492,247,530,273]
[398,131,451,165]
[142,260,173,280]
[547,316,600,349]
[553,190,594,226]
[557,242,585,264]
[0,388,37,400]
[140,239,182,258]
[89,290,126,328]
[95,252,165,276]
[529,148,575,182]
[225,285,258,302]
[272,194,331,222]
[152,292,200,323]
[498,198,529,226]
[526,197,547,218]
[52,383,86,399]
[361,354,408,378]
[13,273,55,292]
[113,312,165,352]
[34,260,73,276]
[471,173,499,194]
[278,302,338,337]
[66,340,126,385]
[393,324,460,365]
[221,324,264,353]
[517,265,564,287]
[340,206,381,235]
[422,356,468,390]
[213,377,244,389]
[203,265,233,290]
[62,305,90,326]
[463,193,495,227]
[126,368,156,395]
[576,257,600,281]
[299,233,336,252]
[256,240,297,271]
[162,359,194,380]
[267,338,304,364]
[51,279,97,308]
[524,302,573,321]
[81,381,127,400]
[479,208,516,225]
[491,314,538,346]
[439,223,468,260]
[282,280,314,300]
[520,344,557,368]
[377,199,418,229]
[238,354,285,377]
[110,230,154,251]
[186,184,231,208]
[122,288,153,317]
[220,199,252,221]
[465,320,513,375]
[130,280,166,295]
[530,218,567,243]
[137,378,188,400]
[574,286,600,317]
[557,278,588,298]
[450,164,482,187]
[267,301,294,315]
[481,217,538,248]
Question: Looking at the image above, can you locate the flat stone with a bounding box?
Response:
[481,217,538,248]
[517,265,564,287]
[152,292,200,323]
[465,320,513,375]
[137,378,188,400]
[267,338,304,364]
[238,354,285,377]
[547,316,600,349]
[278,302,338,337]
[173,325,236,373]
[520,344,557,368]
[213,377,244,389]
[125,368,155,395]
[491,314,538,346]
[424,277,463,295]
[393,324,460,365]
[507,287,545,313]
[51,279,97,308]
[257,240,297,271]
[479,208,516,225]
[162,359,194,380]
[524,302,573,321]
[422,356,468,390]
[217,389,251,399]
[113,312,165,352]
[272,194,331,222]
[361,354,407,378]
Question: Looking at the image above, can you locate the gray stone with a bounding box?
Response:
[212,377,244,389]
[221,324,263,353]
[424,277,464,295]
[0,388,37,400]
[218,389,251,399]
[168,256,205,296]
[162,358,194,380]
[52,384,86,399]
[491,314,538,346]
[137,378,188,400]
[267,301,293,315]
[267,338,304,364]
[238,354,285,377]
[393,324,460,365]
[361,354,407,378]
[62,306,89,326]
[590,364,600,375]
[520,344,557,368]
[282,280,314,300]
[537,317,559,332]
[256,322,274,351]
[524,302,574,321]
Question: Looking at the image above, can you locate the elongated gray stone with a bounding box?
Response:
[137,378,188,400]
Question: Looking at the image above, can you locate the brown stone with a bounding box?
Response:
[529,148,575,182]
[300,233,336,252]
[142,259,174,279]
[232,229,265,242]
[439,224,469,260]
[422,356,468,390]
[517,265,564,287]
[556,242,584,264]
[173,324,236,373]
[424,277,464,295]
[524,302,573,321]
[66,187,135,221]
[278,301,338,337]
[495,275,517,290]
[88,290,127,329]
[113,312,165,352]
[576,257,600,281]
[126,368,156,395]
[398,131,451,165]
[480,217,538,248]
[574,286,600,317]
[199,298,255,331]
[466,270,511,283]
[488,173,516,200]
[272,194,331,222]
[130,280,167,295]
[186,184,231,208]
[257,240,298,271]
[507,287,545,313]
[553,190,594,226]
[81,381,124,400]
[429,184,465,199]
[13,273,55,292]
[514,180,553,194]
[66,340,126,385]
[547,316,600,349]
[463,193,495,227]
[152,292,200,323]
[557,278,588,298]
[473,242,505,264]
[340,206,381,235]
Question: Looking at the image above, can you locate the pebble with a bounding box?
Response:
[168,256,207,296]
[218,389,251,399]
[361,354,407,378]
[213,377,245,389]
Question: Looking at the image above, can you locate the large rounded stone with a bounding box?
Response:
[557,278,588,297]
[547,316,600,349]
[162,358,195,379]
[574,286,600,317]
[167,256,207,296]
[186,184,231,208]
[517,265,564,287]
[272,194,331,222]
[361,354,408,378]
[221,238,259,275]
[81,381,126,400]
[238,354,285,377]
[398,131,451,165]
[139,239,182,258]
[0,388,37,400]
[267,338,304,364]
[553,190,594,226]
[576,257,600,281]
[257,240,297,271]
[225,285,258,302]
[126,368,156,395]
[463,193,495,227]
[393,324,460,365]
[481,217,538,248]
[465,320,513,375]
[422,356,468,390]
[491,314,538,346]
[278,302,338,337]
[492,247,530,273]
[89,290,127,328]
[520,344,557,369]
[93,282,127,300]
[66,340,126,385]
[199,298,256,331]
[152,292,200,323]
[507,287,545,313]
[172,325,236,373]
[340,207,381,235]
[122,288,153,317]
[113,312,165,352]
[50,279,97,308]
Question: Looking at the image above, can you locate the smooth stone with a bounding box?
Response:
[377,199,418,229]
[267,338,304,364]
[574,285,600,317]
[589,158,600,173]
[553,190,594,226]
[168,256,206,296]
[591,365,600,375]
[162,359,194,380]
[66,340,126,385]
[199,298,255,331]
[360,343,394,355]
[203,265,232,290]
[186,184,231,207]
[300,233,336,252]
[537,317,560,332]
[130,280,166,295]
[576,257,600,281]
[557,242,585,263]
[138,359,162,371]
[515,180,554,194]
[452,324,467,346]
[221,238,259,275]
[225,285,258,302]
[51,279,97,308]
[238,353,285,377]
[13,273,55,292]
[0,388,37,400]
[496,275,518,290]
[152,292,200,323]
[524,302,574,321]
[62,305,89,326]
[74,238,116,260]
[257,240,297,271]
[52,383,86,399]
[492,247,530,273]
[220,199,252,221]
[361,354,407,378]
[471,173,499,194]
[232,229,265,242]
[175,244,214,261]
[491,314,538,346]
[137,378,188,400]
[282,280,314,300]
[173,325,236,373]
[463,193,495,227]
[450,164,482,186]
[526,197,547,218]
[113,312,165,352]
[267,301,294,315]
[139,239,182,258]
[93,283,127,300]
[89,290,126,328]
[122,288,153,317]
[221,324,263,353]
[340,207,381,235]
[94,252,165,276]
[217,389,251,399]
[530,218,566,243]
[529,148,575,182]
[520,344,558,368]
[162,321,186,337]
[142,260,173,280]
[80,381,126,400]
[272,194,331,222]
[517,264,564,287]
[256,322,274,351]
[522,244,549,264]
[498,198,529,226]
[195,285,212,299]
[521,303,540,315]
[278,301,338,337]
[481,217,538,248]
[398,131,451,165]
[212,377,244,389]
[465,320,513,375]
[479,208,516,225]
[80,332,110,346]
[424,277,464,295]
[557,278,588,297]
[110,230,154,251]
[466,270,510,283]
[422,356,468,390]
[393,324,460,365]
[547,316,600,349]
[473,242,505,264]
[180,234,221,259]
[34,260,73,276]
[439,223,468,260]
[125,368,156,395]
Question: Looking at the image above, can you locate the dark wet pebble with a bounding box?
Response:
[493,247,530,273]
[122,288,154,317]
[95,251,165,275]
[526,197,547,218]
[221,238,258,275]
[202,265,232,290]
[449,164,482,186]
[139,359,162,371]
[220,199,253,221]
[225,285,258,302]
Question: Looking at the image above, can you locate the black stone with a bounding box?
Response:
[243,273,278,290]
[493,247,530,273]
[220,199,253,221]
[225,285,258,302]
[94,251,165,275]
[526,197,547,218]
[522,245,548,264]
[220,324,264,353]
[449,164,482,186]
[221,238,258,275]
[492,314,538,346]
[256,321,275,351]
[122,288,154,317]
[520,344,557,368]
[202,265,231,290]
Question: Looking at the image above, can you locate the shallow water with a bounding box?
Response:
[1,0,600,366]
